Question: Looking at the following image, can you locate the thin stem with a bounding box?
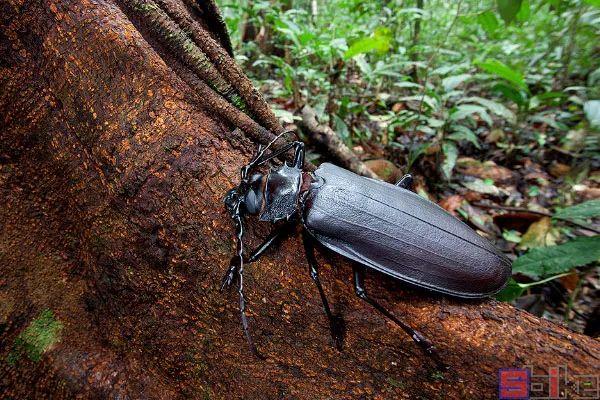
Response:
[519,272,574,288]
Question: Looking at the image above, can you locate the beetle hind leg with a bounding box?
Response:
[302,231,346,350]
[353,265,447,370]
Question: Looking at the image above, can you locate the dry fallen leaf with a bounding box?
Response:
[438,195,464,215]
[549,162,571,178]
[363,159,401,183]
[560,271,579,292]
[456,158,514,183]
[493,212,543,233]
[518,216,559,250]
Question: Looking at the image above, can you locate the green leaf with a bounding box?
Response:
[475,59,528,91]
[497,0,523,24]
[554,200,600,221]
[516,0,530,21]
[492,83,527,107]
[441,141,458,180]
[407,142,431,169]
[333,114,350,146]
[477,11,500,34]
[460,96,516,124]
[583,0,600,7]
[450,104,493,126]
[583,100,600,129]
[442,74,472,91]
[503,230,522,243]
[513,236,600,279]
[344,28,391,59]
[447,125,481,149]
[495,279,524,301]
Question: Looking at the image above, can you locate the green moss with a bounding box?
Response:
[7,309,63,365]
[387,377,406,389]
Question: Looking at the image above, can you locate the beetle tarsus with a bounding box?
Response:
[411,330,448,371]
[353,265,446,369]
[220,256,240,291]
[330,314,346,350]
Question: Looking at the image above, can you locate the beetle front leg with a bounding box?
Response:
[352,265,448,370]
[221,221,295,291]
[302,230,345,350]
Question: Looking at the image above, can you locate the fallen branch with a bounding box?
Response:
[299,105,378,179]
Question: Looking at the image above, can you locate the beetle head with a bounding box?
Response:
[224,173,265,218]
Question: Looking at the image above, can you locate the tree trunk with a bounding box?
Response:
[0,1,597,399]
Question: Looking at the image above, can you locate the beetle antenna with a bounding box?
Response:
[248,129,295,169]
[234,214,265,360]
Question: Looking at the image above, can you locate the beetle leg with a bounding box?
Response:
[352,265,448,370]
[221,221,295,291]
[395,174,413,189]
[302,230,345,350]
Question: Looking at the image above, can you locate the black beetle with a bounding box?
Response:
[222,132,511,368]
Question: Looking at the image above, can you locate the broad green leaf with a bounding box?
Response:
[583,100,600,129]
[442,74,472,91]
[497,0,523,24]
[398,95,439,111]
[333,114,350,146]
[447,125,481,149]
[554,200,600,221]
[589,67,600,86]
[583,0,600,7]
[450,104,493,126]
[503,230,522,243]
[460,96,516,124]
[495,279,524,301]
[516,0,531,21]
[441,141,458,180]
[344,28,391,59]
[475,59,527,91]
[394,81,423,89]
[477,11,500,34]
[529,114,568,131]
[407,142,431,169]
[513,236,600,279]
[492,83,527,106]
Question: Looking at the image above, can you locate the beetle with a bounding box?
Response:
[222,132,512,368]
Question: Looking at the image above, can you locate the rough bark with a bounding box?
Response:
[0,0,598,399]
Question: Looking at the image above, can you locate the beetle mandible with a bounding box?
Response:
[222,131,512,368]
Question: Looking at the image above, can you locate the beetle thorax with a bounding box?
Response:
[259,163,303,222]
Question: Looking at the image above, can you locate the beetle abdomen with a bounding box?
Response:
[303,163,511,298]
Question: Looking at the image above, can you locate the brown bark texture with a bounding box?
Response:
[0,0,598,399]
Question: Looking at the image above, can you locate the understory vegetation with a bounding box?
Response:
[218,0,599,334]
